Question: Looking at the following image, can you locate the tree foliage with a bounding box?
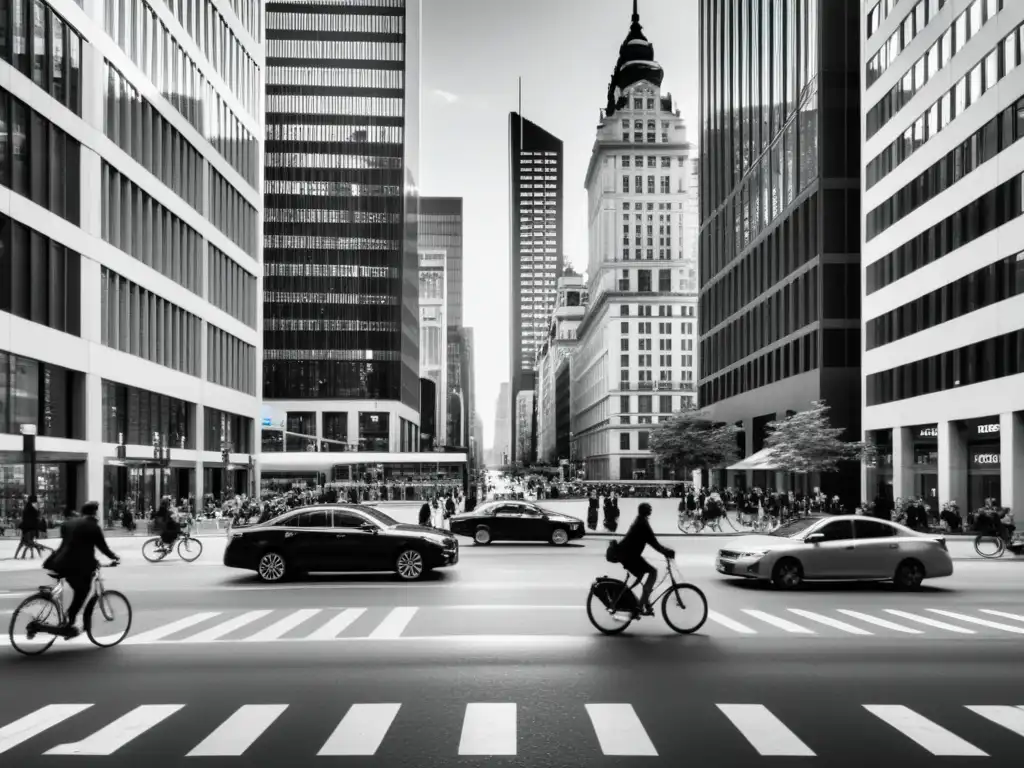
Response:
[649,408,741,474]
[763,400,875,473]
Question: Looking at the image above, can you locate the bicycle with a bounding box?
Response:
[974,530,1024,558]
[142,520,203,563]
[8,563,131,655]
[586,556,708,635]
[678,511,733,534]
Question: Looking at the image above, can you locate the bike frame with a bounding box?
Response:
[609,557,681,611]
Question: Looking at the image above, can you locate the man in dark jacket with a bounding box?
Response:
[46,501,119,637]
[617,502,675,615]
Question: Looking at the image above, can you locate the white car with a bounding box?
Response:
[716,515,953,590]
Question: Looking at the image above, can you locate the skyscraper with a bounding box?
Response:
[263,0,422,452]
[494,381,511,466]
[509,112,564,461]
[698,0,861,499]
[420,197,464,329]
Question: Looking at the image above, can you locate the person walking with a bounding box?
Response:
[14,495,40,560]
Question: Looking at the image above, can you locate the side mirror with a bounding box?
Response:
[806,532,825,544]
[359,522,377,534]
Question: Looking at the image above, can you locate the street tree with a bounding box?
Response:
[762,400,875,473]
[649,408,741,476]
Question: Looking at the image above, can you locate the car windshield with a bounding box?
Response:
[352,506,399,527]
[770,517,823,538]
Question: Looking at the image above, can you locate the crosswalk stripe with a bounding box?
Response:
[883,610,975,634]
[186,705,288,756]
[122,612,222,645]
[585,704,658,756]
[741,610,815,634]
[787,609,873,635]
[980,609,1024,623]
[717,704,815,756]
[927,609,1024,634]
[966,705,1024,737]
[45,705,184,755]
[0,705,92,754]
[317,704,401,756]
[836,610,922,634]
[707,610,758,634]
[368,607,418,639]
[305,608,367,641]
[181,611,273,643]
[244,609,322,642]
[863,705,987,756]
[459,703,517,756]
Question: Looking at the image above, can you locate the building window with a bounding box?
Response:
[620,432,630,450]
[101,379,192,447]
[205,406,254,454]
[622,156,630,168]
[638,431,650,450]
[359,412,389,451]
[638,270,652,292]
[635,175,643,193]
[647,176,655,194]
[622,175,630,193]
[634,98,643,109]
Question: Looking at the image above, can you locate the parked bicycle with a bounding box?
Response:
[974,531,1024,558]
[142,520,203,563]
[8,563,131,655]
[587,556,708,635]
[678,511,734,534]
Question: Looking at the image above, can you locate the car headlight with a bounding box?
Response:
[737,550,768,559]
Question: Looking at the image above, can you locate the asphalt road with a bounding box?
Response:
[0,536,1023,766]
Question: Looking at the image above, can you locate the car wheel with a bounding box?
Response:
[258,551,287,583]
[550,527,569,546]
[474,527,492,545]
[771,558,803,590]
[396,548,426,581]
[894,559,925,590]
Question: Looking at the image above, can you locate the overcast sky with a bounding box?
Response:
[419,0,699,449]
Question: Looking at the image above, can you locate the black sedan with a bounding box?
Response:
[223,505,459,582]
[450,501,585,546]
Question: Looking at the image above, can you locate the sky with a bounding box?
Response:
[418,0,699,450]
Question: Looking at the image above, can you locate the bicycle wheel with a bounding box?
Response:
[84,590,132,647]
[974,535,1004,559]
[9,594,62,655]
[586,583,636,635]
[177,536,203,562]
[141,538,169,562]
[661,583,708,635]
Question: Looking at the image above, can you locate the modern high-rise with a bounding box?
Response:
[263,0,422,452]
[0,0,264,526]
[418,249,447,447]
[698,0,862,499]
[570,2,700,481]
[493,381,511,466]
[509,112,564,460]
[420,196,463,329]
[861,0,1024,517]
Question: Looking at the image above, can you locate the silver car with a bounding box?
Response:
[716,515,954,590]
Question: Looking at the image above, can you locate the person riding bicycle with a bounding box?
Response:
[618,502,675,616]
[152,498,180,549]
[43,501,119,637]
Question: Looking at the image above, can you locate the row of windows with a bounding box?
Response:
[264,235,397,250]
[264,209,400,225]
[867,252,1024,349]
[266,0,403,6]
[265,123,402,143]
[865,0,945,89]
[867,95,1024,241]
[266,94,403,117]
[618,431,651,451]
[264,291,396,305]
[101,379,194,448]
[0,88,81,225]
[866,0,902,39]
[866,171,1024,294]
[0,212,80,337]
[0,352,81,439]
[699,330,821,408]
[265,39,403,60]
[224,0,261,42]
[103,62,203,211]
[266,67,402,89]
[263,319,398,332]
[208,84,258,187]
[265,153,402,170]
[867,21,1024,190]
[207,325,256,395]
[866,330,1024,405]
[264,348,401,361]
[621,176,676,195]
[100,267,202,377]
[204,405,254,454]
[264,179,401,198]
[265,12,403,33]
[0,0,83,115]
[264,263,394,278]
[621,155,684,169]
[866,0,998,138]
[100,162,204,296]
[209,168,258,257]
[208,246,257,328]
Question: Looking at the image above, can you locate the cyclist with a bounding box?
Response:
[44,501,119,637]
[152,498,180,550]
[618,502,676,616]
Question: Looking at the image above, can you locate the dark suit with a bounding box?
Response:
[48,516,117,626]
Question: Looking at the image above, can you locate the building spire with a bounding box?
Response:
[632,0,639,22]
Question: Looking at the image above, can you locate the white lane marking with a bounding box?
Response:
[180,611,273,643]
[368,607,419,639]
[927,609,1024,635]
[304,608,366,640]
[980,608,1024,623]
[707,610,758,634]
[585,704,658,756]
[883,610,975,634]
[836,610,922,634]
[966,705,1024,738]
[717,704,815,756]
[122,613,222,645]
[0,705,93,754]
[459,703,517,756]
[186,705,288,756]
[741,610,815,634]
[317,704,400,756]
[787,609,873,635]
[864,705,987,756]
[440,605,579,610]
[244,609,322,642]
[46,705,184,755]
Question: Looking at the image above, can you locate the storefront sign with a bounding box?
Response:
[914,424,938,440]
[965,416,1001,437]
[970,451,1001,468]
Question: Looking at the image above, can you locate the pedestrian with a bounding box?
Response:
[15,495,40,560]
[418,500,431,527]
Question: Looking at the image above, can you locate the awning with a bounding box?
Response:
[727,447,782,471]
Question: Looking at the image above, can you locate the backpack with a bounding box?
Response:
[605,540,621,563]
